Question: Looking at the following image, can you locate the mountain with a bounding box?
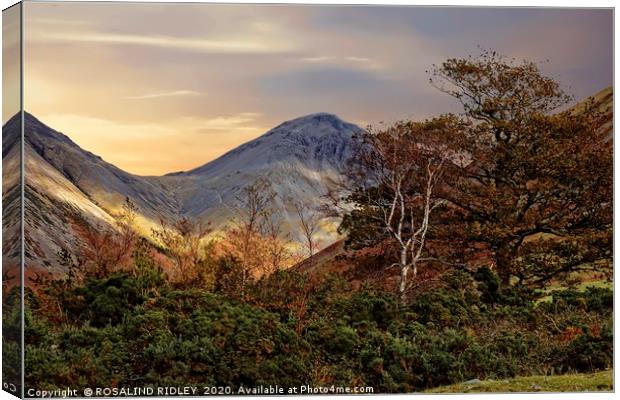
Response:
[2,115,23,281]
[570,86,613,139]
[4,111,363,274]
[157,113,362,241]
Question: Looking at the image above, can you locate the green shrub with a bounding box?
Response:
[23,255,613,393]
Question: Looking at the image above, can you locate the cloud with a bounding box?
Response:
[125,90,203,100]
[345,56,371,63]
[260,67,391,96]
[198,112,263,132]
[41,31,294,54]
[298,56,331,63]
[295,55,384,71]
[344,56,385,70]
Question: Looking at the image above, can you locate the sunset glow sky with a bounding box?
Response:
[17,3,613,175]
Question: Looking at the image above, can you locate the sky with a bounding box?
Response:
[16,3,613,175]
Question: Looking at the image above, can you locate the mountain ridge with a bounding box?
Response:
[16,111,358,178]
[7,110,364,274]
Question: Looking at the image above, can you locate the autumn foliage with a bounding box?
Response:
[343,50,612,294]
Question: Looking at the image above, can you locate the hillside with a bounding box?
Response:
[4,112,363,274]
[571,86,613,138]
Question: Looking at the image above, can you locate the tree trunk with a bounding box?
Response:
[398,248,409,302]
[399,265,409,302]
[240,266,247,297]
[496,247,515,287]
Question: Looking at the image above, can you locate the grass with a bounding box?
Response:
[535,270,612,304]
[425,370,613,393]
[537,280,613,304]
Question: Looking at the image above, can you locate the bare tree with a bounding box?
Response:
[114,197,139,265]
[264,212,292,275]
[343,116,462,300]
[152,216,211,283]
[232,178,276,293]
[73,197,139,278]
[294,199,322,266]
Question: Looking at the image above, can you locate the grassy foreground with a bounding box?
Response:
[536,281,613,304]
[425,370,613,393]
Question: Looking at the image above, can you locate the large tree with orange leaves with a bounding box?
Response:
[429,51,612,287]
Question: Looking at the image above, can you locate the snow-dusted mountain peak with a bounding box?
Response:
[184,112,364,177]
[264,112,359,139]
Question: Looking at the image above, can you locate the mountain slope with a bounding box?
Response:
[159,113,363,241]
[570,86,613,139]
[7,112,363,274]
[2,114,22,280]
[23,113,180,221]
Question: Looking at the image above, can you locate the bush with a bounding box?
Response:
[62,273,146,327]
[408,271,480,328]
[559,323,612,372]
[24,256,613,393]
